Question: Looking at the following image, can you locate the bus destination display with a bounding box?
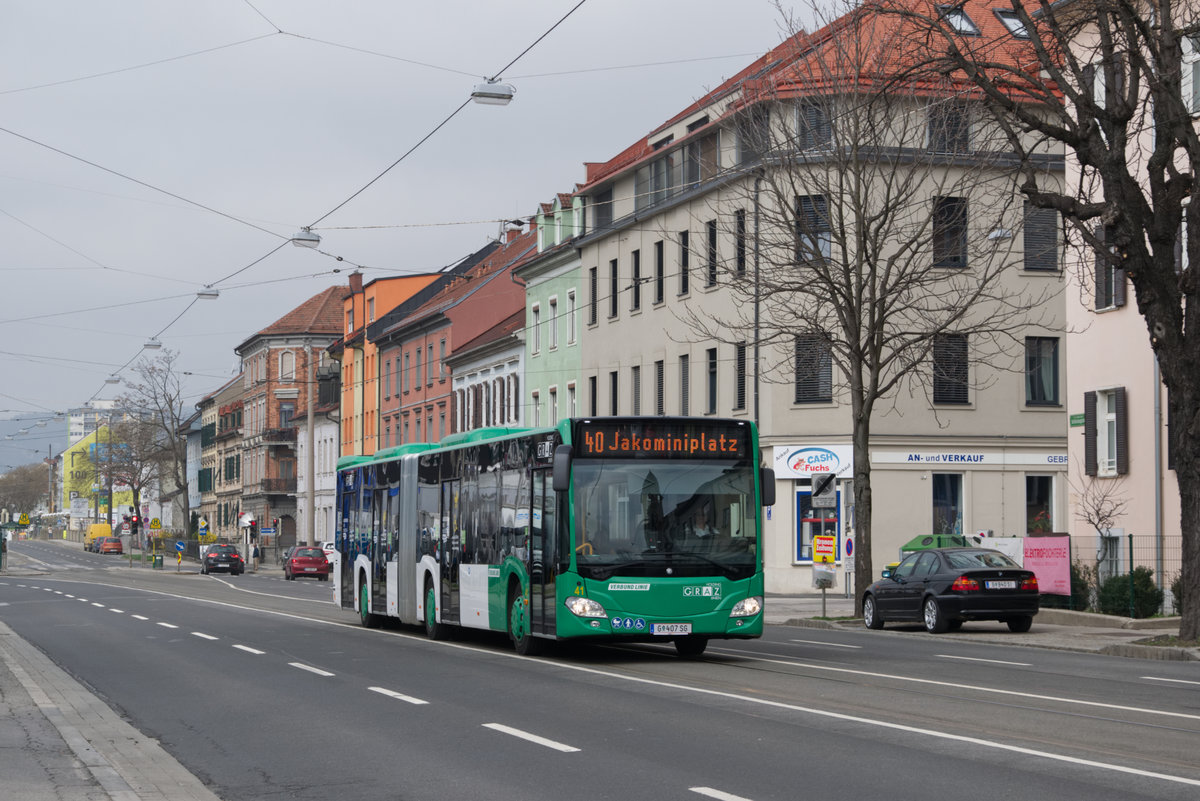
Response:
[577,421,748,459]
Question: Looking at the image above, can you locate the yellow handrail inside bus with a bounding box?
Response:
[575,541,594,555]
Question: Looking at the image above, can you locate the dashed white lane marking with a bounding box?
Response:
[690,788,755,801]
[367,686,429,705]
[289,662,334,677]
[789,639,862,649]
[936,654,1031,667]
[91,602,105,608]
[482,723,580,753]
[156,622,178,629]
[191,632,219,641]
[233,645,265,655]
[109,608,124,614]
[131,615,149,621]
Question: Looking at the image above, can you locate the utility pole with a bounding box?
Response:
[304,340,315,547]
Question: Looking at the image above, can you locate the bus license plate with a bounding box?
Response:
[651,623,691,635]
[986,580,1016,589]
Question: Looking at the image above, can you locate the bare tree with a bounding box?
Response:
[0,463,49,518]
[681,2,1061,612]
[883,0,1200,639]
[119,350,190,536]
[107,418,165,533]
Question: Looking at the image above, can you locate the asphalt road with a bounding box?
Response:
[3,539,1199,801]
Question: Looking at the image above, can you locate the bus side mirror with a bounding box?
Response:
[760,467,776,507]
[552,444,573,492]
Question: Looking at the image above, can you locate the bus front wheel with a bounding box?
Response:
[674,636,708,658]
[508,586,543,657]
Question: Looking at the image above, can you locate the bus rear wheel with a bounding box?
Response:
[508,587,543,657]
[359,581,381,628]
[424,581,447,641]
[674,636,708,658]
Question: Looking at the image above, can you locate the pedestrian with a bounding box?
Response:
[252,543,260,572]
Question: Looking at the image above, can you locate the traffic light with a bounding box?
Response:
[249,520,258,540]
[130,514,140,535]
[273,518,279,530]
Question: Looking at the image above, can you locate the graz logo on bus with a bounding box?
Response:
[535,440,555,461]
[683,583,722,600]
[787,447,840,474]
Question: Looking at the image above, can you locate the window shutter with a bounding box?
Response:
[1084,390,1098,476]
[1114,264,1127,307]
[1023,203,1058,271]
[1093,224,1107,309]
[1115,386,1129,475]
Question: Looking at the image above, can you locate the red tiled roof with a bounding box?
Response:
[236,285,349,352]
[581,0,1046,191]
[451,309,524,356]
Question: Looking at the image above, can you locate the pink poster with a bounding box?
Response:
[1023,536,1071,595]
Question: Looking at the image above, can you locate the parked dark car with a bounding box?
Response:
[862,547,1039,633]
[201,544,245,575]
[284,547,330,581]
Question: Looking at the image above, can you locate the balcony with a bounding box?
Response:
[261,477,297,495]
[262,427,298,444]
[215,426,242,441]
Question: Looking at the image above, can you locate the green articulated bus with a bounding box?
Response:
[334,416,776,656]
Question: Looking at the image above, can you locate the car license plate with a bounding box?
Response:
[651,623,691,635]
[986,580,1016,589]
[304,567,317,572]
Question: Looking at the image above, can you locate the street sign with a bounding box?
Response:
[18,513,30,526]
[150,518,162,530]
[813,534,837,564]
[174,540,186,552]
[260,527,276,535]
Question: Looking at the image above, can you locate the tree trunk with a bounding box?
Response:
[852,413,872,617]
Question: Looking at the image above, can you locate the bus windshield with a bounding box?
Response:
[571,458,758,580]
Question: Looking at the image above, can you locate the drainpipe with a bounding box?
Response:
[753,169,763,428]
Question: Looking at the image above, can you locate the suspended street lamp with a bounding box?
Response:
[471,78,516,106]
[291,227,321,248]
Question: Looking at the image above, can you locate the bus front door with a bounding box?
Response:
[530,470,556,635]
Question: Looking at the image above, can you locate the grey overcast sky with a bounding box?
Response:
[0,0,810,468]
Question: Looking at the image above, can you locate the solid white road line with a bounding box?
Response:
[936,654,1031,667]
[289,662,334,677]
[789,639,862,649]
[482,723,580,753]
[233,645,265,655]
[367,686,429,705]
[1141,675,1200,686]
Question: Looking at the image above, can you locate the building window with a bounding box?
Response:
[994,9,1029,39]
[734,342,747,410]
[588,375,597,416]
[566,291,577,344]
[684,130,720,187]
[1183,36,1200,114]
[592,188,613,231]
[654,241,664,304]
[414,348,422,388]
[549,298,558,348]
[706,347,718,414]
[798,101,832,150]
[738,105,770,164]
[384,359,392,398]
[609,259,619,318]
[933,196,968,268]
[1024,203,1059,271]
[531,391,540,427]
[567,383,576,417]
[706,220,718,286]
[609,371,619,416]
[1085,388,1128,476]
[938,5,980,36]
[531,304,541,354]
[550,388,558,423]
[279,351,295,382]
[795,334,833,403]
[679,231,690,295]
[631,250,641,311]
[346,309,354,334]
[680,354,690,415]
[1026,475,1053,534]
[654,360,665,416]
[1094,224,1127,309]
[588,268,598,325]
[932,473,964,536]
[933,333,969,404]
[427,345,434,386]
[279,401,295,428]
[1025,337,1059,406]
[795,194,832,262]
[402,353,409,393]
[928,101,970,154]
[368,297,375,322]
[631,365,641,415]
[735,210,747,275]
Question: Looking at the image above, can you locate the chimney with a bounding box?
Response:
[349,271,363,293]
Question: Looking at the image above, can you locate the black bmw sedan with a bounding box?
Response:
[862,547,1039,633]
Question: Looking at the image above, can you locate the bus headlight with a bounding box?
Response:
[730,596,762,617]
[564,596,607,618]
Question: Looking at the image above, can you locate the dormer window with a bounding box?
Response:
[938,5,980,36]
[686,115,710,132]
[994,9,1029,39]
[652,134,674,150]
